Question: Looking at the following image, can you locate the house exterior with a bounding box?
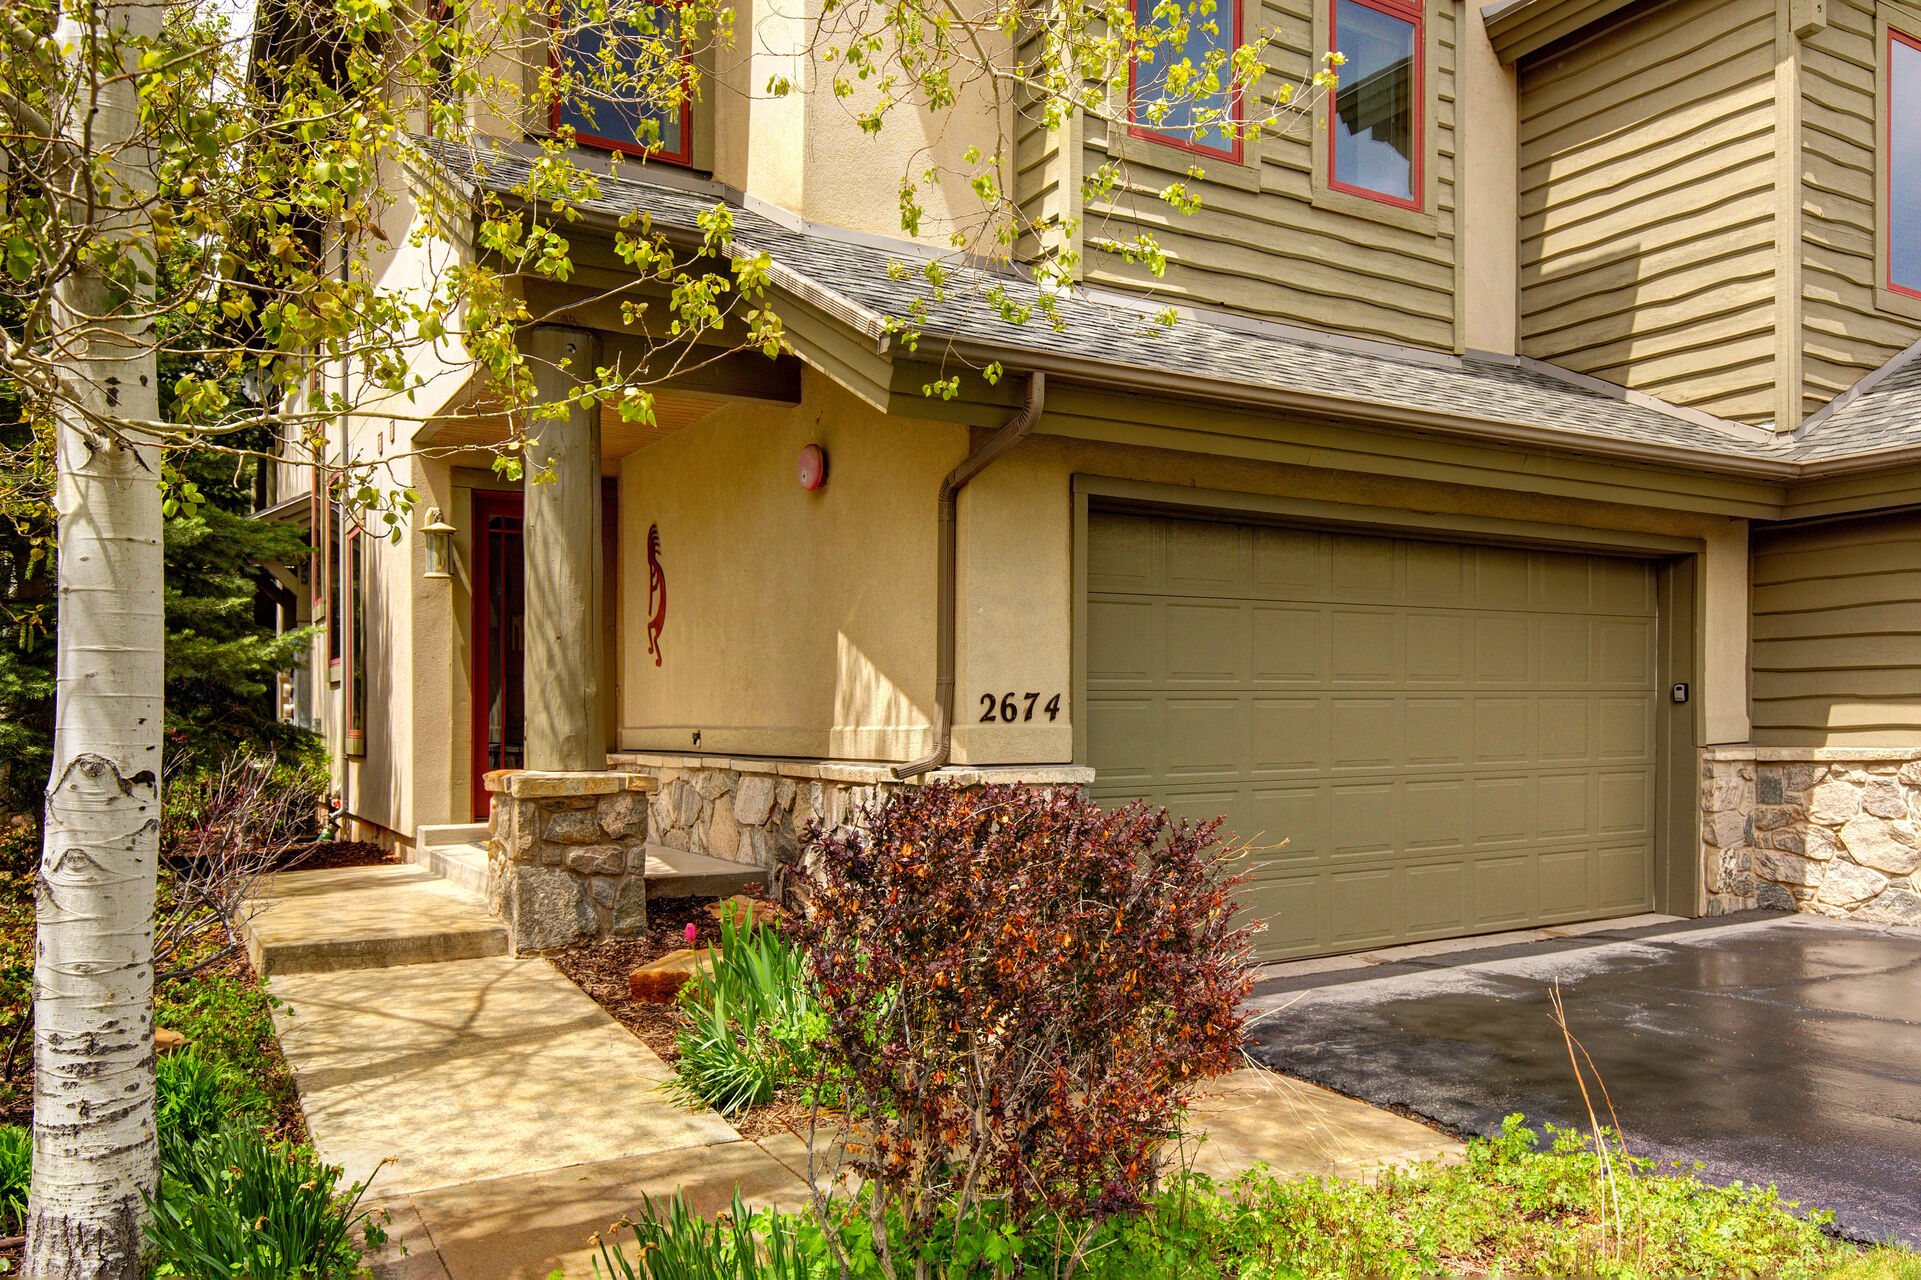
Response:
[262,0,1921,959]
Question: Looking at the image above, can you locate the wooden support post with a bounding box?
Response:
[523,326,606,772]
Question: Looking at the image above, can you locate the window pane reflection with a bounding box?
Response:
[1893,33,1921,294]
[1332,0,1417,203]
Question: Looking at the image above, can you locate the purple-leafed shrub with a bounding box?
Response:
[797,783,1254,1240]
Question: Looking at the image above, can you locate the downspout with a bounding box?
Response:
[894,371,1047,780]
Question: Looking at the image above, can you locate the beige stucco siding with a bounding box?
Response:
[1518,0,1781,422]
[617,371,964,760]
[1751,511,1921,745]
[1798,0,1921,421]
[1072,0,1459,350]
[607,376,1757,772]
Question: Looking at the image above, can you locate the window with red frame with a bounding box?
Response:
[1890,27,1921,297]
[551,2,692,165]
[1329,0,1421,209]
[1128,0,1243,163]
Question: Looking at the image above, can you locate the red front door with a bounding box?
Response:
[470,492,525,820]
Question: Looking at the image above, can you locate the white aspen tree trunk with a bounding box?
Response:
[27,0,164,1273]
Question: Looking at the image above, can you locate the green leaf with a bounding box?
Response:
[3,237,33,282]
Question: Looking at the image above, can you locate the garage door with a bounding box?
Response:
[1085,512,1659,960]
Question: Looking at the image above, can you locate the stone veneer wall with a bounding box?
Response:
[607,753,1095,882]
[1701,749,1921,927]
[484,769,655,952]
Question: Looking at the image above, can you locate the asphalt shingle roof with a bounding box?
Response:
[418,140,1918,472]
[1792,356,1921,463]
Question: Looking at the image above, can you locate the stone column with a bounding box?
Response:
[523,325,605,772]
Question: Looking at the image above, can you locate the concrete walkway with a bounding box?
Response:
[259,863,1459,1279]
[259,865,811,1280]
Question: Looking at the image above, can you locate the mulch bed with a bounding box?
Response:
[270,839,396,872]
[551,891,816,1141]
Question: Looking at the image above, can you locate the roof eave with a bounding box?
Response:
[929,336,1802,482]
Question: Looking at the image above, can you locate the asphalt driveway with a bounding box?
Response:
[1243,912,1921,1246]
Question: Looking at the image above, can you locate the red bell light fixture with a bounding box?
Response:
[798,443,829,491]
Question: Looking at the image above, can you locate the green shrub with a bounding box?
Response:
[145,1126,385,1280]
[591,1191,817,1280]
[155,1049,230,1168]
[155,965,289,1132]
[666,914,823,1116]
[0,1124,29,1234]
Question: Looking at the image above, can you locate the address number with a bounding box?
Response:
[979,692,1062,723]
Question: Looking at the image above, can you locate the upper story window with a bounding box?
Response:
[1328,0,1421,210]
[1128,0,1244,164]
[1889,27,1921,298]
[551,4,693,166]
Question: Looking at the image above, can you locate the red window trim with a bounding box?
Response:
[547,4,695,167]
[1325,0,1424,213]
[1126,0,1246,166]
[1887,26,1921,300]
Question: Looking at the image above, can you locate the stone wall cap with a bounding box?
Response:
[608,750,1095,787]
[1714,747,1921,763]
[485,769,658,798]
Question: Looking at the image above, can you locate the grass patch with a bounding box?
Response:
[596,1117,1915,1280]
[1115,1116,1856,1279]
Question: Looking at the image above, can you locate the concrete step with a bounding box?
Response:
[419,841,489,900]
[247,864,509,976]
[418,822,490,848]
[642,846,767,899]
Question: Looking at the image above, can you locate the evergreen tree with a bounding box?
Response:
[0,333,316,818]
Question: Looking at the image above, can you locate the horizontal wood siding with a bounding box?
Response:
[1077,0,1458,349]
[1518,0,1781,423]
[1752,511,1921,745]
[1798,0,1921,421]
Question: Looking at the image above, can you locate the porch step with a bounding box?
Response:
[417,822,490,848]
[246,864,509,976]
[418,841,489,901]
[643,846,768,899]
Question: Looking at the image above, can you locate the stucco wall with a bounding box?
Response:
[617,371,965,760]
[613,391,1755,769]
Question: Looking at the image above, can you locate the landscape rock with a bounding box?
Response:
[628,948,714,1002]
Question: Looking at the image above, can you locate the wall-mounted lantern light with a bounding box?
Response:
[798,443,829,492]
[421,507,458,579]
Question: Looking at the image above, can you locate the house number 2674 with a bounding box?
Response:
[979,692,1062,723]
